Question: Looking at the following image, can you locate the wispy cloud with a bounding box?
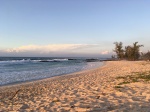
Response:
[4,44,98,54]
[100,50,110,55]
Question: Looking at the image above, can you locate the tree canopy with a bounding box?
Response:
[113,42,143,61]
[113,42,124,60]
[141,51,150,61]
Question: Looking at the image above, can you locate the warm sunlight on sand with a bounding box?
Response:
[0,61,150,111]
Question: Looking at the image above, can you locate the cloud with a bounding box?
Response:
[0,44,113,57]
[4,44,98,54]
[100,50,110,55]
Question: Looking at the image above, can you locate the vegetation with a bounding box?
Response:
[114,86,123,89]
[113,42,143,60]
[125,42,143,60]
[116,71,150,86]
[113,42,124,60]
[141,51,150,61]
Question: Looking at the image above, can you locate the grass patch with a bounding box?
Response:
[114,86,123,89]
[116,76,126,79]
[118,81,130,85]
[115,71,150,86]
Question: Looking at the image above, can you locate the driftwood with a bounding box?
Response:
[9,89,20,100]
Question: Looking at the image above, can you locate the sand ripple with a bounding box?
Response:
[0,61,150,112]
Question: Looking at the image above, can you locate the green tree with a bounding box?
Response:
[124,42,143,60]
[113,42,124,60]
[125,46,133,60]
[113,41,143,61]
[141,51,150,61]
[132,42,143,60]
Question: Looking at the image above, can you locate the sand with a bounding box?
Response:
[0,61,150,112]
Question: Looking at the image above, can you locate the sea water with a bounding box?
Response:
[0,57,103,86]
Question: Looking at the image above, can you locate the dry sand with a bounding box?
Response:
[0,61,150,112]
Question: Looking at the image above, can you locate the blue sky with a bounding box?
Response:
[0,0,150,57]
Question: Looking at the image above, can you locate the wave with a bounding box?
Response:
[39,59,68,62]
[0,59,31,64]
[52,59,68,61]
[0,61,103,86]
[0,58,69,64]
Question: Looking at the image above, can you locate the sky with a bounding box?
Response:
[0,0,150,57]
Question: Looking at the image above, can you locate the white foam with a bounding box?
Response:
[0,61,103,86]
[53,59,68,61]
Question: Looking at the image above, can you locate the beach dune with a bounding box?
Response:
[0,61,150,112]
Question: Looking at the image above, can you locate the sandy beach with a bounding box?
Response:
[0,61,150,112]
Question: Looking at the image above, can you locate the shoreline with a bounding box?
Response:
[0,61,104,88]
[0,61,150,111]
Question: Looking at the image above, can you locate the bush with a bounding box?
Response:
[141,51,150,61]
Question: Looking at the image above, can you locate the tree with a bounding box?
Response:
[131,42,143,60]
[141,51,150,61]
[113,42,124,60]
[113,41,143,61]
[125,46,133,60]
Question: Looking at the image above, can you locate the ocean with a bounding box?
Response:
[0,57,103,86]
